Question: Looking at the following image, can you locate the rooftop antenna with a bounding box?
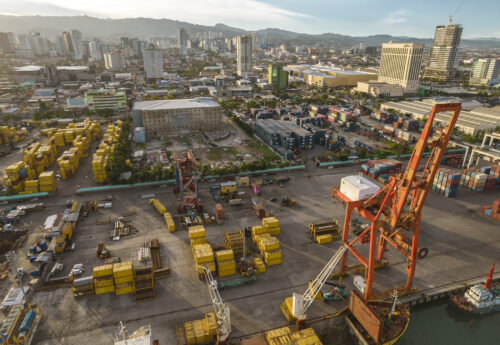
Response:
[449,0,465,23]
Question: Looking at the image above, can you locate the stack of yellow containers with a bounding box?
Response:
[262,217,281,235]
[92,155,107,183]
[184,313,217,345]
[64,129,74,144]
[251,225,270,244]
[93,265,115,295]
[39,171,57,192]
[61,222,72,239]
[188,225,207,247]
[113,261,135,295]
[164,213,176,232]
[5,161,26,192]
[215,250,236,277]
[0,126,12,144]
[55,235,66,253]
[259,236,282,266]
[24,180,39,194]
[265,327,323,345]
[192,243,215,277]
[54,131,66,147]
[254,257,266,274]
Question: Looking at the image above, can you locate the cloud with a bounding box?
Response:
[0,0,312,30]
[383,9,409,24]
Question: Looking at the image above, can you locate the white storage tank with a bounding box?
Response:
[134,127,146,143]
[340,175,380,201]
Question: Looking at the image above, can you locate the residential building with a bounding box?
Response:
[55,36,66,56]
[268,63,288,90]
[237,35,252,77]
[85,89,127,111]
[378,42,425,94]
[422,24,463,81]
[89,40,102,61]
[287,64,377,87]
[0,32,13,53]
[143,47,163,80]
[104,51,126,71]
[132,97,223,136]
[62,31,74,56]
[71,29,83,59]
[178,28,188,54]
[469,58,500,86]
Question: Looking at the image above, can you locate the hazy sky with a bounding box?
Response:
[1,0,499,38]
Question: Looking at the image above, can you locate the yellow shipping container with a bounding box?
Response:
[196,262,216,274]
[93,277,114,288]
[316,234,333,244]
[265,257,282,266]
[262,216,279,228]
[259,236,280,252]
[184,322,196,345]
[254,257,266,274]
[265,249,282,261]
[164,212,175,232]
[267,226,281,236]
[115,282,135,295]
[93,264,113,277]
[94,285,115,295]
[215,249,234,262]
[266,327,291,343]
[190,238,207,247]
[188,225,206,239]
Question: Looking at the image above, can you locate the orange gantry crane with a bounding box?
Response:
[332,103,462,299]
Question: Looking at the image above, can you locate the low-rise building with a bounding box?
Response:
[355,81,404,97]
[85,89,127,111]
[132,97,223,137]
[286,64,377,87]
[10,66,45,83]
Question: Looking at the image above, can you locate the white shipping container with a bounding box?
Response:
[340,175,380,201]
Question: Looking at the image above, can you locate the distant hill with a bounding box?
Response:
[0,14,499,48]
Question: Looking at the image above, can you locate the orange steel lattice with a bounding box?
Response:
[332,103,462,299]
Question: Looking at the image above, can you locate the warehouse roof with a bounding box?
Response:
[287,64,377,76]
[55,66,89,71]
[12,65,44,72]
[133,97,219,111]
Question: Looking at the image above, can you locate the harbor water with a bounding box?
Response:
[397,300,500,345]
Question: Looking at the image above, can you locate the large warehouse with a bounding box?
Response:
[132,97,223,137]
[381,99,500,135]
[286,64,377,87]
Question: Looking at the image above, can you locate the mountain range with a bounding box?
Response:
[1,14,499,48]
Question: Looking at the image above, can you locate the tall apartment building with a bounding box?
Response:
[268,63,288,90]
[143,46,163,80]
[469,58,500,86]
[71,29,83,60]
[0,32,13,53]
[178,28,188,55]
[85,89,127,111]
[104,51,126,71]
[422,24,463,81]
[62,31,74,56]
[378,42,425,94]
[237,35,252,77]
[132,97,223,136]
[55,36,66,56]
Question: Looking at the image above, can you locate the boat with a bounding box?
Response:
[345,290,410,345]
[450,263,500,315]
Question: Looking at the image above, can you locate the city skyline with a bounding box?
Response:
[1,0,500,39]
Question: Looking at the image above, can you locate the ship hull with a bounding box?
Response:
[450,295,500,315]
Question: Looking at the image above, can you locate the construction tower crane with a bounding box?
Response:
[290,245,347,327]
[203,267,231,344]
[449,0,465,23]
[332,103,462,300]
[174,151,203,213]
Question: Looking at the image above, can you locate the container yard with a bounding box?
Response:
[0,114,498,345]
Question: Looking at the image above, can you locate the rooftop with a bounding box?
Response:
[12,65,44,72]
[133,97,219,111]
[286,64,377,76]
[56,66,89,71]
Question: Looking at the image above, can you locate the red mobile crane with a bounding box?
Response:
[332,103,462,299]
[174,151,203,213]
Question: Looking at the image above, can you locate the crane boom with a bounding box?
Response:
[203,267,231,343]
[334,103,462,299]
[292,245,347,322]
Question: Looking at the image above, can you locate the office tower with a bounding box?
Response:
[62,31,74,55]
[178,28,188,54]
[422,24,463,81]
[55,36,66,56]
[71,29,83,59]
[237,35,252,77]
[268,63,288,90]
[143,46,163,80]
[469,58,500,86]
[378,42,425,94]
[104,51,126,71]
[89,40,102,60]
[0,32,13,53]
